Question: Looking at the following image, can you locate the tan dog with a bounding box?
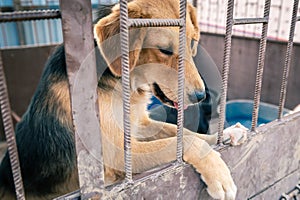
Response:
[94,0,237,199]
[0,0,237,199]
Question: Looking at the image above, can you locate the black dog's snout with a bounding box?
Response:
[189,90,206,103]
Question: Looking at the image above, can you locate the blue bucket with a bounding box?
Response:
[225,99,290,129]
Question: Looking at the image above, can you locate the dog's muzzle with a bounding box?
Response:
[189,90,206,103]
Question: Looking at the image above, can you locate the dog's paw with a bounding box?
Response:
[222,123,248,146]
[197,150,237,200]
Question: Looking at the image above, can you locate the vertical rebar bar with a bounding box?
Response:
[278,0,299,119]
[251,0,271,131]
[176,0,187,163]
[0,52,25,199]
[217,0,234,144]
[119,0,133,182]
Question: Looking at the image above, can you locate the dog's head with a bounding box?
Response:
[94,0,205,108]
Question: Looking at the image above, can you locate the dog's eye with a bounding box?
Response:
[158,46,173,56]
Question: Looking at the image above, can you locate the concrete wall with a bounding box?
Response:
[200,33,300,110]
[0,45,57,140]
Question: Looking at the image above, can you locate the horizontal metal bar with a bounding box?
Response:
[0,10,61,23]
[129,18,184,27]
[233,17,268,25]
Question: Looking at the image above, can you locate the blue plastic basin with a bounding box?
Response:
[225,99,290,129]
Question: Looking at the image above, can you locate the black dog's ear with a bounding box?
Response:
[94,3,147,76]
[93,4,116,24]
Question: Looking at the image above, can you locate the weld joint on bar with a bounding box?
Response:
[128,18,184,27]
[233,17,269,25]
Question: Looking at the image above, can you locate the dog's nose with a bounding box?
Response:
[190,90,206,103]
[195,90,206,101]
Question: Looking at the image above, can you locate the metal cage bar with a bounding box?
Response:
[0,51,25,200]
[250,0,271,132]
[218,0,272,141]
[233,17,268,25]
[217,0,234,144]
[0,10,61,22]
[119,0,133,183]
[119,0,188,180]
[278,0,299,119]
[59,0,104,198]
[0,7,63,200]
[129,19,184,27]
[176,0,187,163]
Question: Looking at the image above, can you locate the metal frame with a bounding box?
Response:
[217,0,300,141]
[217,0,272,142]
[278,0,300,119]
[59,0,104,198]
[0,0,299,199]
[118,0,188,183]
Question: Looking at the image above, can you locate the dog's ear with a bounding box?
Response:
[94,3,147,76]
[187,3,200,56]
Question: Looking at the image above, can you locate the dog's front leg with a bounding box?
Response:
[131,135,237,200]
[136,118,218,145]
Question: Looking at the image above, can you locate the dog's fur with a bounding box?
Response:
[0,1,237,199]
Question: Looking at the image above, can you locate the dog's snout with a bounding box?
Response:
[189,90,206,103]
[195,90,206,101]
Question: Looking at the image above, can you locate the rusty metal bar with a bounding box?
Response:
[176,0,187,163]
[119,0,133,183]
[59,0,104,199]
[233,17,268,25]
[127,1,188,163]
[129,19,184,27]
[217,0,234,144]
[0,52,25,199]
[250,0,271,132]
[218,0,272,140]
[278,0,299,119]
[0,10,61,23]
[120,0,188,178]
